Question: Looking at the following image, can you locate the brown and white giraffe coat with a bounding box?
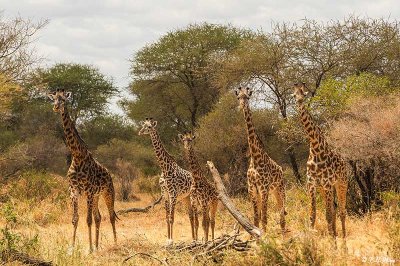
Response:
[236,87,286,233]
[48,89,118,252]
[138,118,194,244]
[179,132,218,242]
[293,82,349,237]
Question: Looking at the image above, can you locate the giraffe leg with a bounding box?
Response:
[193,206,199,241]
[260,190,269,232]
[307,179,317,229]
[202,206,210,242]
[86,196,94,253]
[93,195,101,250]
[209,200,218,240]
[164,198,171,240]
[70,189,79,248]
[183,196,195,240]
[248,178,260,228]
[103,186,117,244]
[335,180,347,237]
[273,185,286,234]
[168,197,177,244]
[322,188,337,237]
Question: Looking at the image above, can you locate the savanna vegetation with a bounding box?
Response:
[0,13,399,265]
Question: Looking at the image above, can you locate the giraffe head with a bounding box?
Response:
[47,89,72,113]
[235,87,252,109]
[178,131,195,150]
[292,82,308,103]
[138,117,158,135]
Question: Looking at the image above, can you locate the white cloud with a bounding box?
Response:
[1,0,399,114]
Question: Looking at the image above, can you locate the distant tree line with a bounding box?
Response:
[1,15,399,213]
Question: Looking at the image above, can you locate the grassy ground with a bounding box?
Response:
[0,174,398,265]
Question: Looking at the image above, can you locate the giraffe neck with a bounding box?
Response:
[149,130,176,170]
[60,105,90,161]
[184,145,203,180]
[296,100,326,153]
[242,102,264,156]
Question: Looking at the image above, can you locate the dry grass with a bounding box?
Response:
[0,176,397,266]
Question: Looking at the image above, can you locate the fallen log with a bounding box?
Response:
[1,250,53,265]
[117,195,163,214]
[206,161,263,239]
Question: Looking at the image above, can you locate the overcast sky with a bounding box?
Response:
[2,0,399,112]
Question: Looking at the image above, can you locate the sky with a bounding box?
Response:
[1,0,399,113]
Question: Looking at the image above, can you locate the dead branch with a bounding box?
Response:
[117,195,163,214]
[207,161,263,238]
[123,252,169,266]
[1,250,52,265]
[167,232,254,265]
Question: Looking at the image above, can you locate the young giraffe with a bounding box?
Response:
[293,82,348,237]
[48,89,118,252]
[178,132,218,242]
[235,87,286,233]
[138,118,194,245]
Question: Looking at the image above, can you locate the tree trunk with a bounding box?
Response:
[207,161,263,239]
[286,147,301,183]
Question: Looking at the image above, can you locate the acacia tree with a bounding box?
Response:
[215,17,400,182]
[28,63,118,166]
[32,63,118,122]
[0,14,47,82]
[125,23,252,140]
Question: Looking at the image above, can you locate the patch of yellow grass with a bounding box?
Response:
[0,179,397,265]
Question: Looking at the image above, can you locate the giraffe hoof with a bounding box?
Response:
[166,239,173,246]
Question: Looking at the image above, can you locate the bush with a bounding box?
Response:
[135,175,161,195]
[0,203,40,260]
[8,171,67,203]
[114,158,138,201]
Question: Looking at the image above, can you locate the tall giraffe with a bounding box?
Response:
[235,87,286,233]
[138,118,194,245]
[178,132,218,242]
[48,89,118,252]
[293,82,348,237]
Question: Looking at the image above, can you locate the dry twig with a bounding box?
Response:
[117,195,163,214]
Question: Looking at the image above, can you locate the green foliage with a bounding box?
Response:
[313,73,395,118]
[9,171,67,203]
[0,202,39,256]
[31,63,118,121]
[125,23,252,142]
[80,115,135,149]
[95,138,158,176]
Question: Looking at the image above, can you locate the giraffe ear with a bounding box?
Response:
[178,134,184,141]
[151,120,157,127]
[47,92,56,101]
[248,90,253,97]
[234,90,239,96]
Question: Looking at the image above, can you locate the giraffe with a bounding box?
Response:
[138,118,194,245]
[293,82,348,237]
[178,132,218,242]
[235,87,286,233]
[47,89,118,252]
